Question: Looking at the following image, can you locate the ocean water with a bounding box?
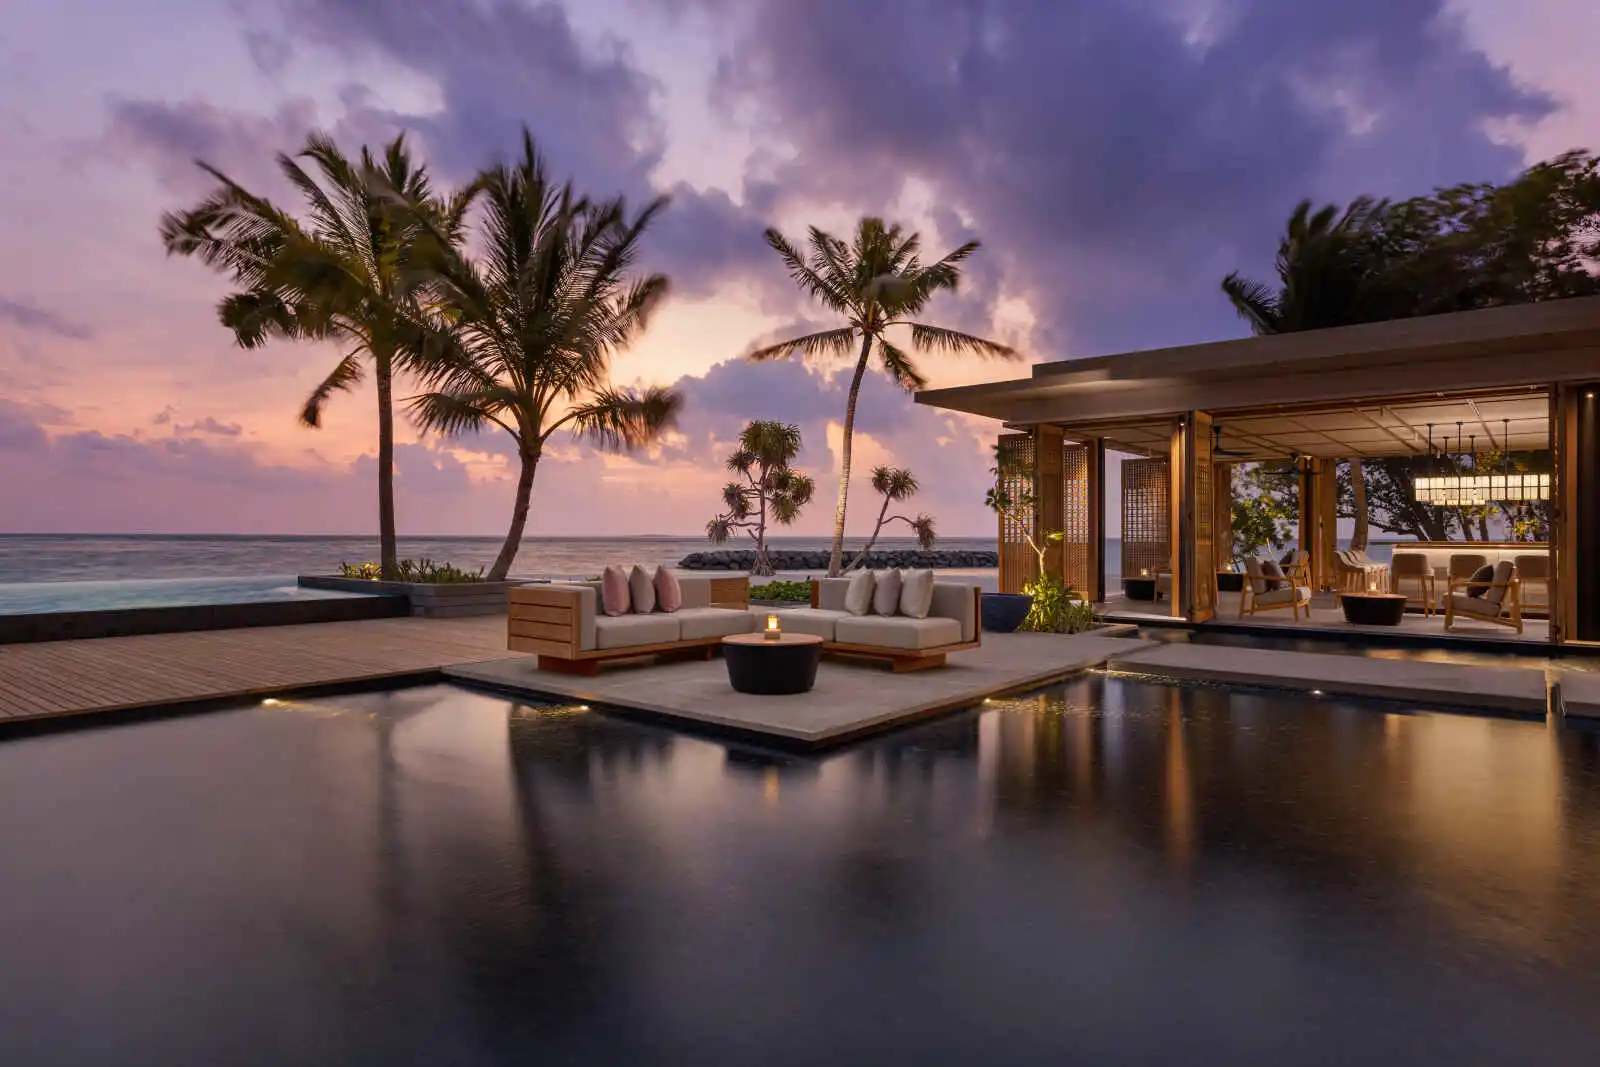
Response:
[0,534,1002,585]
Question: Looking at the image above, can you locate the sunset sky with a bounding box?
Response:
[1,0,1595,537]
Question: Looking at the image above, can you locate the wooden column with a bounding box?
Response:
[1034,424,1065,581]
[1169,418,1187,619]
[1298,458,1337,591]
[1213,463,1234,571]
[1177,412,1216,622]
[1087,438,1107,602]
[1551,386,1575,644]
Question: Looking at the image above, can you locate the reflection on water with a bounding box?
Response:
[3,678,1600,1065]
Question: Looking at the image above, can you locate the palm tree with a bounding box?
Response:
[1222,197,1400,549]
[845,466,935,570]
[706,421,816,576]
[406,129,681,581]
[755,218,1017,575]
[161,131,464,579]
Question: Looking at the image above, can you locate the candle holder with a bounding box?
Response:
[764,613,782,641]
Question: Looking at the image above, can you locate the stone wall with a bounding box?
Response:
[678,548,998,571]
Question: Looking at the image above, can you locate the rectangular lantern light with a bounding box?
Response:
[1413,473,1549,506]
[764,613,782,640]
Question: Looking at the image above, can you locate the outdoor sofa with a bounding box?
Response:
[759,577,982,672]
[507,572,983,675]
[508,573,753,675]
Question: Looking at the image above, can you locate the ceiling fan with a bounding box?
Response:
[1211,423,1249,458]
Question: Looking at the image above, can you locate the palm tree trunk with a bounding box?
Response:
[846,494,893,571]
[375,348,399,580]
[1350,460,1368,551]
[488,446,539,582]
[827,336,873,576]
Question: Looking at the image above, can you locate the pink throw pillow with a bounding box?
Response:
[601,565,630,617]
[654,566,682,613]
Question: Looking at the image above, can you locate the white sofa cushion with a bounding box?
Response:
[835,614,961,650]
[898,568,934,618]
[595,613,680,649]
[676,573,713,609]
[928,582,978,642]
[629,564,656,613]
[871,569,902,615]
[757,607,848,640]
[1446,593,1508,619]
[844,570,875,615]
[815,578,849,611]
[1255,585,1310,608]
[676,607,755,641]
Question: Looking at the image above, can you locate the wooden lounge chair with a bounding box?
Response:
[1443,560,1523,634]
[1240,558,1312,620]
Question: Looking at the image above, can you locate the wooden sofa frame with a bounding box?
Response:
[804,580,983,673]
[507,578,751,676]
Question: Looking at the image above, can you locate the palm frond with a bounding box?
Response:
[748,327,857,363]
[563,385,683,451]
[876,339,928,391]
[905,322,1016,359]
[300,352,365,427]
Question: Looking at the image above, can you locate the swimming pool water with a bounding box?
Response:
[0,575,379,614]
[2,677,1598,1065]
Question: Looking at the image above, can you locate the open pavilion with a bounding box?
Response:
[916,295,1600,648]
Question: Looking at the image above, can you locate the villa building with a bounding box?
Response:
[916,294,1600,647]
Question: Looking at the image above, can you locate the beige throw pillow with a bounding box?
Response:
[843,570,875,616]
[629,564,656,613]
[871,569,902,615]
[898,568,934,619]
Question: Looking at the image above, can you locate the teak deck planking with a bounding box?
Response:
[0,615,508,726]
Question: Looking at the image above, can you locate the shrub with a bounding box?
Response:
[1019,575,1097,634]
[750,579,811,602]
[339,558,486,583]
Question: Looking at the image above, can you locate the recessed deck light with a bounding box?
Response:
[1310,690,1324,696]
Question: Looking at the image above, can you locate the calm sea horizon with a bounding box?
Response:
[0,533,1014,585]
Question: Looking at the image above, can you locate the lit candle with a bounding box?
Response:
[1368,581,1377,593]
[1141,568,1149,577]
[765,613,781,640]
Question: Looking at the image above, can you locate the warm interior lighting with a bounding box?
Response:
[1140,568,1149,577]
[1368,581,1378,593]
[1414,472,1550,505]
[765,613,781,640]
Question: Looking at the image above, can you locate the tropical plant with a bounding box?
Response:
[749,579,811,603]
[161,132,466,579]
[706,421,816,576]
[1019,581,1095,634]
[755,217,1017,575]
[404,129,681,581]
[339,558,485,583]
[844,466,935,570]
[1230,462,1298,564]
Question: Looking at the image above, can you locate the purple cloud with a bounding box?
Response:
[712,0,1555,356]
[0,295,92,341]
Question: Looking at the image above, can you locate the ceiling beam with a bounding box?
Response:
[1352,407,1424,454]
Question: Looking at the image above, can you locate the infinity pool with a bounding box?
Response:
[2,678,1598,1065]
[0,575,377,614]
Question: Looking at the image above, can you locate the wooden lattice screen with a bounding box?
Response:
[1122,457,1171,580]
[1062,443,1090,594]
[997,433,1036,594]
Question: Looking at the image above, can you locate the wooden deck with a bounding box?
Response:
[0,615,508,727]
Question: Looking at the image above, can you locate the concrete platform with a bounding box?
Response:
[1103,590,1551,650]
[444,632,1148,748]
[1552,671,1600,720]
[1106,642,1552,716]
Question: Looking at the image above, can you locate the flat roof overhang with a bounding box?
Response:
[915,295,1600,426]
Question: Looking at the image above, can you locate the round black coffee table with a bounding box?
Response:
[1339,592,1407,626]
[722,632,824,695]
[1122,576,1158,601]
